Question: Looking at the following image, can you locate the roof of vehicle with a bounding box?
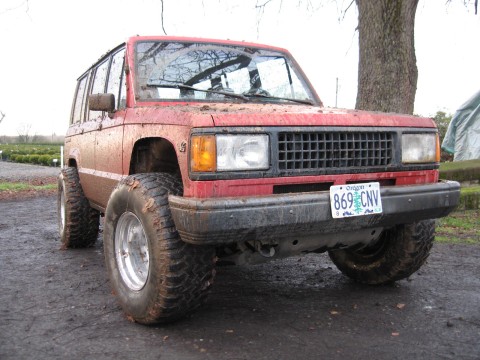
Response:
[126,35,290,54]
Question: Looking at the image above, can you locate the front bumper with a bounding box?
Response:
[169,181,460,246]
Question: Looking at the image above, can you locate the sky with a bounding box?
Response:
[0,0,479,137]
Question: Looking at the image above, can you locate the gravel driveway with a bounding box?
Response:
[0,161,60,181]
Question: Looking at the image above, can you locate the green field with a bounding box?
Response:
[0,143,62,166]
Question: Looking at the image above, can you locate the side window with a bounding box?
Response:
[88,59,110,121]
[71,75,88,124]
[106,49,126,110]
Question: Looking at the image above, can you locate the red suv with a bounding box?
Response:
[58,36,460,324]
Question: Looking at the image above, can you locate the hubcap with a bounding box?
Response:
[115,212,149,291]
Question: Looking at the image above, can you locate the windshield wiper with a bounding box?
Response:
[243,93,314,105]
[146,83,248,101]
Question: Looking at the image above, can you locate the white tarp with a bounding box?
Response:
[442,90,480,161]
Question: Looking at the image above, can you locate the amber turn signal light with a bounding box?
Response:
[191,135,216,172]
[435,133,441,162]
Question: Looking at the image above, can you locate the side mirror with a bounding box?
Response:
[89,93,115,112]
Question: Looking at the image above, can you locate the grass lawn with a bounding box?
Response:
[0,182,57,192]
[436,209,480,245]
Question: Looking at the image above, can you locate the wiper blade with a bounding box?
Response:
[243,93,314,105]
[146,83,248,101]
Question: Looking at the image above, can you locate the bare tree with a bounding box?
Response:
[253,0,477,114]
[17,123,32,143]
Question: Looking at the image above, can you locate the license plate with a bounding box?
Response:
[330,182,383,218]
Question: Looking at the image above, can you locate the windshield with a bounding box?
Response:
[134,41,317,104]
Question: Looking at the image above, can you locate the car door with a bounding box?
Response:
[93,48,127,209]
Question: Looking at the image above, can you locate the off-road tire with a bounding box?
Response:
[57,167,100,248]
[328,220,435,285]
[103,173,216,324]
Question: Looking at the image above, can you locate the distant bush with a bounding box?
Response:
[0,143,61,166]
[28,155,40,164]
[458,186,480,210]
[14,155,26,163]
[440,160,480,183]
[38,155,52,166]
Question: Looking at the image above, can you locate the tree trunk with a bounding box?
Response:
[355,0,419,114]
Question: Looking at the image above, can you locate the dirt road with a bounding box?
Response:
[0,193,479,359]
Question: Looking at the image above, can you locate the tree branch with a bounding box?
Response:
[255,0,282,38]
[343,0,355,18]
[446,0,478,15]
[160,0,167,35]
[0,0,29,15]
[255,0,275,9]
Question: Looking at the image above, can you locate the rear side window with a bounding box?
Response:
[88,59,110,121]
[71,75,89,124]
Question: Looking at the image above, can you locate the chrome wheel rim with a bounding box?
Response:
[115,212,149,291]
[60,186,66,232]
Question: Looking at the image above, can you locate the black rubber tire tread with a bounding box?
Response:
[103,173,216,324]
[328,220,435,285]
[57,167,100,248]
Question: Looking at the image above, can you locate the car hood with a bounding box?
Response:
[131,102,435,128]
[208,103,435,128]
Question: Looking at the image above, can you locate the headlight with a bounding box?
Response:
[217,134,269,171]
[402,133,440,163]
[191,134,269,172]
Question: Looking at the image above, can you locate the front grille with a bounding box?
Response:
[278,131,394,171]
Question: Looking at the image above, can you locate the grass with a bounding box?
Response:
[436,209,480,245]
[461,185,480,194]
[0,182,57,192]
